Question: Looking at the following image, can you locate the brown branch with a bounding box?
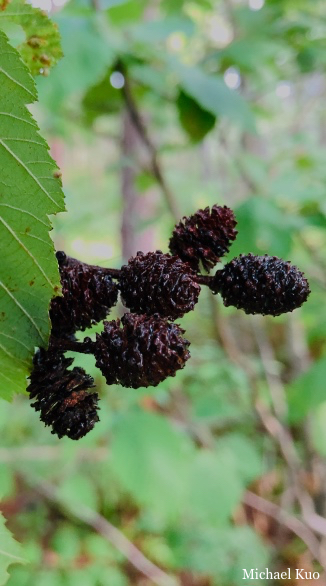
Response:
[208,305,326,561]
[250,318,326,544]
[90,0,100,9]
[25,476,179,586]
[120,68,180,221]
[121,109,139,260]
[251,316,288,421]
[243,491,326,569]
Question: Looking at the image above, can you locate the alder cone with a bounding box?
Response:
[169,205,238,272]
[50,252,118,336]
[94,313,190,388]
[28,348,99,440]
[210,254,310,316]
[119,251,200,319]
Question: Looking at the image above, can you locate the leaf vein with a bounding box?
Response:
[0,215,55,287]
[0,111,35,127]
[0,280,45,343]
[0,138,61,209]
[0,204,49,227]
[0,65,35,99]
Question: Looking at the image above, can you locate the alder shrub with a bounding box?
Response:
[0,0,310,437]
[0,1,314,583]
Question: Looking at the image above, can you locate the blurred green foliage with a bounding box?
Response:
[1,0,326,584]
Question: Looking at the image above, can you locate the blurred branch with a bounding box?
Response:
[121,69,180,221]
[255,398,326,541]
[251,316,288,421]
[209,296,247,366]
[286,312,311,377]
[243,490,325,568]
[209,302,326,563]
[250,318,326,549]
[25,475,179,586]
[121,109,139,260]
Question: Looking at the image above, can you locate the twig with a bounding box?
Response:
[208,304,326,559]
[254,398,326,542]
[25,476,179,586]
[251,316,288,421]
[194,274,213,287]
[251,318,326,542]
[121,109,139,260]
[120,67,180,221]
[243,490,326,569]
[49,336,94,355]
[90,0,100,9]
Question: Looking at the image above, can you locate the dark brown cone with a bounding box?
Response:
[119,251,200,319]
[169,205,238,272]
[94,313,190,388]
[27,348,100,440]
[50,252,118,337]
[210,254,310,316]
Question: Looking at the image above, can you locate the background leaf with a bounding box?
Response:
[287,357,326,422]
[0,0,63,76]
[173,62,256,132]
[110,411,194,518]
[177,90,216,142]
[228,196,303,259]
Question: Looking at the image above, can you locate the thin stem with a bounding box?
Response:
[243,491,326,570]
[49,336,94,355]
[24,475,179,586]
[119,65,180,221]
[194,274,214,287]
[100,266,122,278]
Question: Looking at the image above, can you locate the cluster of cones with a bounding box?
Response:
[27,204,310,440]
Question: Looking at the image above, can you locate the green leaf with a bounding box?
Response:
[162,0,212,10]
[287,357,326,422]
[50,525,81,563]
[128,16,195,43]
[0,511,25,585]
[0,0,63,76]
[130,63,171,97]
[82,68,123,123]
[37,14,116,111]
[57,473,99,511]
[177,525,270,583]
[161,0,185,12]
[310,402,326,457]
[229,196,301,259]
[177,90,216,142]
[0,468,14,500]
[188,448,244,526]
[216,433,262,484]
[110,411,194,518]
[220,37,283,72]
[0,29,65,399]
[173,62,255,132]
[107,0,147,24]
